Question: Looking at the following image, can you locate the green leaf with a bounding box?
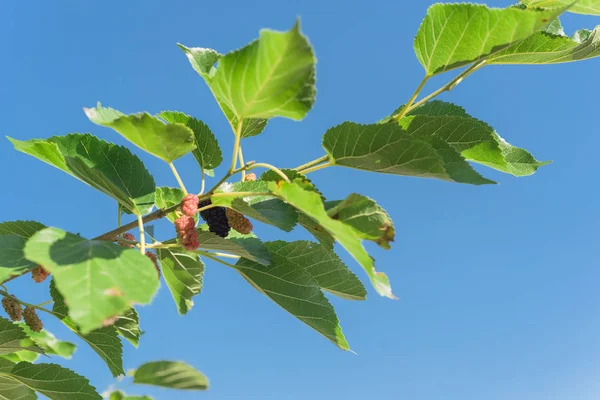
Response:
[157,249,205,315]
[0,359,36,400]
[326,194,394,250]
[297,213,336,249]
[114,308,141,348]
[132,361,208,390]
[322,121,495,185]
[0,351,40,364]
[24,228,159,334]
[0,318,44,356]
[15,323,75,359]
[489,20,600,64]
[109,391,153,400]
[212,181,298,231]
[273,241,366,301]
[0,236,38,283]
[179,21,316,121]
[158,111,222,173]
[236,241,350,349]
[8,134,155,215]
[155,187,187,223]
[6,362,101,399]
[405,101,549,176]
[84,104,196,163]
[521,0,600,15]
[414,3,563,75]
[50,280,124,377]
[270,181,394,299]
[0,221,46,239]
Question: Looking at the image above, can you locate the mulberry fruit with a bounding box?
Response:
[226,209,253,235]
[198,200,231,238]
[23,307,43,332]
[2,296,23,321]
[175,215,199,251]
[119,233,136,248]
[145,251,161,278]
[245,173,257,182]
[181,194,199,217]
[31,266,50,283]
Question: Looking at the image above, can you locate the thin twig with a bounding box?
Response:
[294,155,329,172]
[169,162,188,195]
[137,215,146,254]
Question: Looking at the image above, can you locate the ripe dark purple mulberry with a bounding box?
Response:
[198,200,230,238]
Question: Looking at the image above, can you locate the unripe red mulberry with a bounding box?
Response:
[181,194,199,217]
[23,307,43,332]
[174,215,199,251]
[2,296,23,321]
[31,266,50,283]
[119,233,136,248]
[245,173,257,182]
[226,209,253,234]
[123,233,135,241]
[145,251,161,278]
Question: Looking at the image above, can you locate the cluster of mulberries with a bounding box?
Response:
[145,251,161,278]
[226,209,253,235]
[198,200,231,238]
[31,266,50,283]
[2,296,23,321]
[23,307,43,332]
[175,215,199,250]
[181,194,198,216]
[245,173,257,182]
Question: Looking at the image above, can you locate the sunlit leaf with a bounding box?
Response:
[84,104,196,163]
[132,361,208,390]
[157,249,204,315]
[521,0,600,15]
[9,134,155,215]
[414,3,563,75]
[114,308,141,348]
[0,318,44,356]
[25,228,159,334]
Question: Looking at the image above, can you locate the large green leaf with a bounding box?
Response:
[114,308,141,348]
[405,101,549,176]
[297,213,336,249]
[16,323,75,359]
[25,228,159,334]
[158,111,222,173]
[179,21,316,121]
[50,280,124,377]
[271,241,366,301]
[236,241,350,349]
[0,318,44,356]
[212,181,298,231]
[84,104,195,163]
[0,359,36,400]
[0,221,46,239]
[4,362,101,399]
[9,134,155,215]
[157,249,205,315]
[270,181,394,299]
[522,0,600,15]
[414,3,562,75]
[132,361,208,390]
[0,236,39,283]
[322,121,494,185]
[489,20,600,64]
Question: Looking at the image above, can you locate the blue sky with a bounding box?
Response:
[1,1,599,399]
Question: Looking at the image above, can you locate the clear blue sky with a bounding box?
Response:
[1,1,599,399]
